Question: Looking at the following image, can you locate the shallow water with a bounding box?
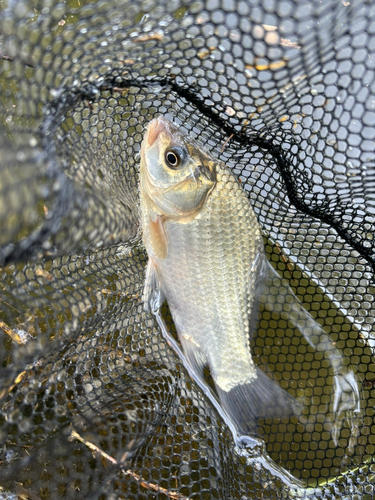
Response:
[254,238,373,489]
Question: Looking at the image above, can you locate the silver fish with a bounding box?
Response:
[139,117,298,435]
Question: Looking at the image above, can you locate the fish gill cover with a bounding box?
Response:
[0,0,374,499]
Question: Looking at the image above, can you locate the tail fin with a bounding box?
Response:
[216,367,300,435]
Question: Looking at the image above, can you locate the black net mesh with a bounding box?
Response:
[0,0,375,499]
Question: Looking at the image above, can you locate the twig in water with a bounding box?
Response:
[6,370,28,394]
[220,133,234,153]
[6,441,33,448]
[0,52,35,68]
[0,297,22,314]
[70,430,117,464]
[70,430,189,500]
[112,86,129,93]
[0,321,29,345]
[133,33,163,42]
[0,369,33,400]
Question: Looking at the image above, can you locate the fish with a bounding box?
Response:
[139,116,299,436]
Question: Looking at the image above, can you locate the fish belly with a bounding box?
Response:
[158,168,263,391]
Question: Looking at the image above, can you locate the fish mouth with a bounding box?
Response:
[146,117,171,147]
[140,118,168,168]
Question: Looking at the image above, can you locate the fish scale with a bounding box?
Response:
[156,165,261,391]
[140,117,298,434]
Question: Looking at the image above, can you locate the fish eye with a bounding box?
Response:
[164,147,186,169]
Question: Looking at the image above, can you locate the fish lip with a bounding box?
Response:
[146,117,168,148]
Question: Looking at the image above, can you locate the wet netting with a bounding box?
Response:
[0,0,374,498]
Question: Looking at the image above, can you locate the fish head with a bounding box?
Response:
[140,117,216,220]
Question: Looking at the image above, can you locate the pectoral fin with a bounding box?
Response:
[143,258,165,314]
[148,215,168,259]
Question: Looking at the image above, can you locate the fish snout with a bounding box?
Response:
[146,118,168,147]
